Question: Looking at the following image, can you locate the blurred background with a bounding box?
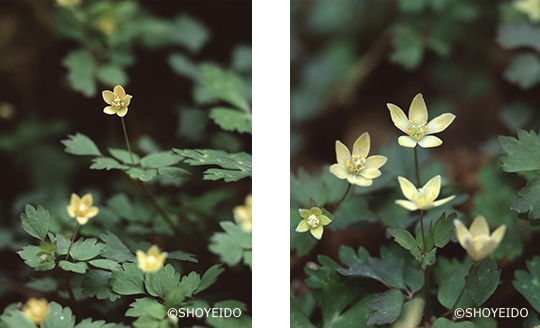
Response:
[290,0,540,326]
[0,0,251,326]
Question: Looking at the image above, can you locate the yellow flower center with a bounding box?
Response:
[111,95,126,110]
[307,214,320,228]
[407,117,428,140]
[146,255,158,269]
[472,234,491,251]
[75,203,89,217]
[412,189,436,206]
[346,154,367,175]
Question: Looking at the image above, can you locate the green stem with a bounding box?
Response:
[448,263,478,316]
[121,117,135,167]
[334,183,352,211]
[420,210,431,324]
[414,146,421,186]
[65,223,80,262]
[63,269,82,318]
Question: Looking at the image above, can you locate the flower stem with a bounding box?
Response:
[121,117,135,167]
[420,210,431,324]
[447,263,478,316]
[334,183,352,211]
[62,269,82,318]
[65,223,80,262]
[414,146,421,186]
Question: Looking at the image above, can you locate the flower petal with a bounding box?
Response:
[364,155,387,171]
[81,193,93,206]
[147,245,160,256]
[311,207,323,216]
[116,107,128,117]
[426,113,455,134]
[335,141,351,166]
[409,93,428,121]
[298,209,311,220]
[76,216,90,225]
[102,90,115,103]
[296,220,310,232]
[453,219,471,250]
[70,193,80,205]
[114,85,126,97]
[310,225,324,240]
[388,103,409,133]
[104,106,116,115]
[320,215,332,226]
[417,135,442,148]
[398,136,418,148]
[475,240,497,262]
[66,205,75,218]
[397,176,417,201]
[464,238,482,262]
[395,199,419,211]
[136,250,146,265]
[330,164,349,179]
[87,206,99,219]
[352,132,370,157]
[347,174,372,186]
[359,169,381,179]
[490,224,506,245]
[469,215,490,237]
[423,175,441,200]
[431,195,455,208]
[125,95,132,107]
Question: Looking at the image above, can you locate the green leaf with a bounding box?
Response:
[17,245,55,271]
[173,149,252,182]
[69,238,105,261]
[432,318,475,328]
[387,228,416,250]
[497,22,540,53]
[395,298,424,327]
[499,129,540,172]
[165,286,186,309]
[243,250,252,270]
[511,176,540,221]
[170,14,210,53]
[62,49,96,97]
[88,259,121,271]
[390,25,424,70]
[48,233,70,256]
[96,65,128,88]
[125,297,164,318]
[404,266,424,293]
[59,260,89,274]
[99,231,136,263]
[198,63,250,111]
[421,248,437,270]
[167,250,197,263]
[74,318,127,328]
[466,259,500,307]
[438,263,474,309]
[337,262,383,284]
[90,157,129,171]
[168,53,199,79]
[0,308,38,328]
[20,204,50,241]
[180,271,201,298]
[197,264,224,294]
[503,53,540,89]
[126,168,157,181]
[513,256,540,312]
[145,264,180,298]
[434,212,456,248]
[109,148,140,165]
[157,167,191,179]
[332,196,376,230]
[209,107,252,134]
[367,289,405,325]
[208,233,243,266]
[41,301,75,328]
[62,133,102,156]
[220,221,252,248]
[140,151,182,168]
[110,263,145,295]
[81,269,120,302]
[290,296,316,328]
[410,246,423,263]
[369,257,406,289]
[26,276,59,293]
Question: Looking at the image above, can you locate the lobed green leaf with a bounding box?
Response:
[61,133,102,156]
[367,289,404,325]
[174,149,252,182]
[499,129,540,172]
[20,204,50,241]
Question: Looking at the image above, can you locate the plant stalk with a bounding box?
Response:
[334,183,352,211]
[63,269,82,318]
[121,117,135,167]
[65,223,80,262]
[448,263,478,316]
[414,146,421,186]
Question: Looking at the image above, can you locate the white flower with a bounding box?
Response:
[388,93,455,148]
[395,175,455,211]
[296,207,332,240]
[454,215,506,262]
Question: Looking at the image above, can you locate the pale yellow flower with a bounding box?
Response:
[66,193,99,225]
[454,215,506,262]
[137,245,168,273]
[23,298,49,324]
[330,132,388,186]
[514,0,540,23]
[102,85,132,117]
[233,194,252,233]
[388,93,455,148]
[296,207,332,240]
[395,175,455,211]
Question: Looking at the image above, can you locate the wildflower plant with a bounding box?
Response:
[1,2,251,328]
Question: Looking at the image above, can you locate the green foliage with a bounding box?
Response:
[513,256,540,313]
[433,212,456,248]
[99,231,136,263]
[18,245,56,271]
[110,263,145,295]
[180,271,201,298]
[145,264,180,299]
[20,204,50,241]
[387,228,416,250]
[432,318,475,328]
[290,296,316,328]
[69,238,105,261]
[0,307,38,328]
[499,129,540,172]
[503,53,540,89]
[42,302,75,328]
[61,133,102,157]
[81,270,120,302]
[511,176,540,222]
[59,260,89,274]
[209,220,252,269]
[63,49,97,97]
[209,107,252,134]
[437,261,474,309]
[198,64,250,112]
[197,264,225,294]
[466,259,500,307]
[497,23,540,53]
[367,289,404,325]
[174,149,252,182]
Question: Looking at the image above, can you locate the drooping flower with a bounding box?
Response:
[387,93,455,148]
[233,194,252,233]
[102,85,132,117]
[23,298,49,324]
[454,215,506,262]
[66,193,99,225]
[137,245,168,273]
[296,207,332,240]
[330,132,388,186]
[395,175,455,211]
[514,0,540,23]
